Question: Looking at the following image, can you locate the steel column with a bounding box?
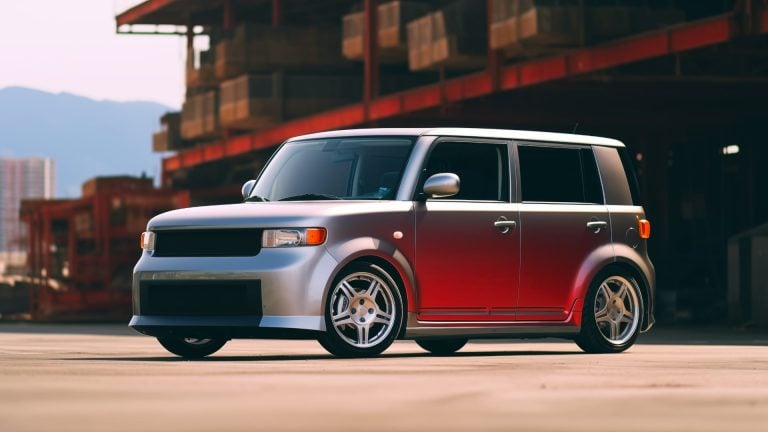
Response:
[363,0,379,119]
[272,0,282,27]
[223,0,234,30]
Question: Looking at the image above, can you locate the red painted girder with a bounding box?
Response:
[761,8,768,33]
[164,13,740,173]
[116,0,177,26]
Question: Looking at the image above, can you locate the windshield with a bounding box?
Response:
[250,137,415,201]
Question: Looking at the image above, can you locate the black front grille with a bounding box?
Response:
[153,229,262,257]
[140,281,261,316]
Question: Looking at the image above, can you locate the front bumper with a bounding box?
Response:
[130,246,339,337]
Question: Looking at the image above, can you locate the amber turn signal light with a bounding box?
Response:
[638,219,651,239]
[305,228,327,246]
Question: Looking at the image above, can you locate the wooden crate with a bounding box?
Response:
[152,112,183,152]
[236,24,345,71]
[219,73,362,131]
[181,91,219,140]
[343,2,432,62]
[406,14,433,71]
[490,0,580,53]
[214,39,247,81]
[379,1,432,61]
[186,48,217,88]
[180,97,201,140]
[342,11,365,60]
[219,74,281,130]
[430,0,487,69]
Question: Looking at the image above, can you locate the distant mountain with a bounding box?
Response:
[0,87,173,197]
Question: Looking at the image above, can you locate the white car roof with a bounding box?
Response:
[286,128,624,148]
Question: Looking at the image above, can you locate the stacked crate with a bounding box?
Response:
[489,0,581,54]
[186,48,216,89]
[342,1,432,63]
[219,73,363,130]
[215,23,344,81]
[342,10,365,60]
[216,20,366,132]
[181,91,219,140]
[407,0,486,71]
[152,112,183,152]
[490,0,685,54]
[406,14,434,70]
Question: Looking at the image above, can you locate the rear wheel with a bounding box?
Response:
[157,336,227,359]
[575,269,643,353]
[318,262,404,358]
[415,338,468,355]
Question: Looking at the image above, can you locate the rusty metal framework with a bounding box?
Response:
[20,178,189,320]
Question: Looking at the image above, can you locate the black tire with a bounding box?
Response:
[157,336,227,359]
[575,267,644,354]
[415,338,468,355]
[318,262,404,358]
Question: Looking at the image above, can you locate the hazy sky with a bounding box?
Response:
[0,0,186,108]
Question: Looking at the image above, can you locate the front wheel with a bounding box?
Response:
[575,270,643,354]
[416,338,468,355]
[157,336,227,359]
[318,262,404,358]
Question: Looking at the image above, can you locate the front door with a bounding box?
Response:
[515,142,611,321]
[415,140,520,321]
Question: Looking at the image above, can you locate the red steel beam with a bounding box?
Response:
[116,0,177,26]
[164,13,743,173]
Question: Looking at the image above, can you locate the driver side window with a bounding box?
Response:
[422,142,510,202]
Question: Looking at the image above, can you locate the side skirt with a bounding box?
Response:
[403,313,581,340]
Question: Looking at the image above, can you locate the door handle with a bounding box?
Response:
[586,221,608,233]
[494,217,516,234]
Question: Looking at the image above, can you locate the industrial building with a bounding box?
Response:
[19,0,759,324]
[18,177,188,319]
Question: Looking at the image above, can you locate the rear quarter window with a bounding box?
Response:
[518,144,603,204]
[592,146,638,206]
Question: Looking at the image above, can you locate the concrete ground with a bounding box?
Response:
[0,324,767,432]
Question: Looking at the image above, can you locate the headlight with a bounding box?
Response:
[262,228,326,248]
[140,231,156,251]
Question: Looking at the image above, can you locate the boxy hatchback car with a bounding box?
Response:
[132,128,654,358]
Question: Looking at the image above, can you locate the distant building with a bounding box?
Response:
[0,158,55,268]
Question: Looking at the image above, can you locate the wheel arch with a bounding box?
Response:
[323,238,416,337]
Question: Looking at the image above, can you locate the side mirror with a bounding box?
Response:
[423,173,460,198]
[241,179,257,201]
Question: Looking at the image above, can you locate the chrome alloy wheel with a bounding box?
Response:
[329,271,396,349]
[593,275,641,345]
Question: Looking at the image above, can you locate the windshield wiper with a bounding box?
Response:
[245,195,270,202]
[279,193,343,202]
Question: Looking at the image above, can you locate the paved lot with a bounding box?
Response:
[1,324,767,432]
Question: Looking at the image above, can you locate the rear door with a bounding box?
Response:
[515,142,611,321]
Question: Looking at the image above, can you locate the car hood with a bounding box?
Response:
[147,201,413,230]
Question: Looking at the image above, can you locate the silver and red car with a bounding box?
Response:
[132,128,654,358]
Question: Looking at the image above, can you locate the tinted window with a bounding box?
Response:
[518,145,603,204]
[422,142,510,201]
[252,138,413,201]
